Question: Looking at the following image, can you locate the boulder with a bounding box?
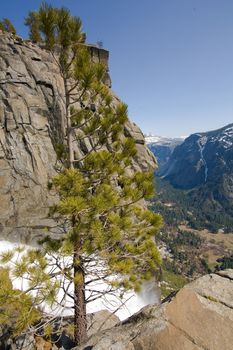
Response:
[76,270,233,350]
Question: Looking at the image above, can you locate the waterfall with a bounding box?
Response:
[197,136,208,182]
[0,240,160,320]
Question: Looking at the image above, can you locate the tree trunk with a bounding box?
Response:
[64,73,87,345]
[64,79,74,168]
[73,248,87,345]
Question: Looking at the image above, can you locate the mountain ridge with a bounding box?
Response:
[145,135,184,172]
[161,123,233,189]
[148,123,233,231]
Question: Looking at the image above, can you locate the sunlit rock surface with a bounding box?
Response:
[0,32,156,243]
[76,270,233,350]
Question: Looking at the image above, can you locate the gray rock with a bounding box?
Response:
[216,268,233,280]
[76,270,233,350]
[0,32,156,242]
[87,310,119,337]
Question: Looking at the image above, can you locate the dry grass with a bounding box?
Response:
[179,225,233,268]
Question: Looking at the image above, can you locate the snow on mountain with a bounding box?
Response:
[145,134,185,172]
[145,134,186,146]
[207,124,233,149]
[159,123,233,191]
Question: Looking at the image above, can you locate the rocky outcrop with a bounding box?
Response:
[76,269,233,350]
[0,32,156,242]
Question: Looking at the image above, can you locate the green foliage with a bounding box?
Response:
[216,254,233,270]
[38,2,57,48]
[25,2,85,51]
[0,268,41,336]
[169,230,203,248]
[152,177,233,232]
[0,18,16,34]
[6,3,162,344]
[158,229,211,277]
[54,143,66,160]
[48,154,162,290]
[24,11,41,42]
[160,268,188,299]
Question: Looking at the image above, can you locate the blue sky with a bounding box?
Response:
[1,0,233,137]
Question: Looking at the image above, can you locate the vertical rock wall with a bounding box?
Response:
[0,32,156,242]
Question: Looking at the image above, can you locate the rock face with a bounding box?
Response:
[0,32,156,242]
[76,269,233,350]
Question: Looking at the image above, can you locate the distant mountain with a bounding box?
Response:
[153,124,233,231]
[145,135,184,171]
[161,123,233,189]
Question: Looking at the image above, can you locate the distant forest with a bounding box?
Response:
[151,177,233,233]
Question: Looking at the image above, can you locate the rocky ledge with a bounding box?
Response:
[76,269,233,350]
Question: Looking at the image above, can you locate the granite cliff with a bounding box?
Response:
[0,31,156,242]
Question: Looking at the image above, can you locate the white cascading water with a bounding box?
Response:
[0,240,160,320]
[197,136,208,182]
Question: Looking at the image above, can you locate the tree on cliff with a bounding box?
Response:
[1,3,162,346]
[0,18,16,34]
[25,2,87,168]
[24,12,41,42]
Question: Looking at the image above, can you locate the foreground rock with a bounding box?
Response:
[0,32,156,242]
[76,269,233,350]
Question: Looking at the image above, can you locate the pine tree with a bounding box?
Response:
[0,267,41,338]
[1,3,162,346]
[0,18,16,34]
[24,12,41,42]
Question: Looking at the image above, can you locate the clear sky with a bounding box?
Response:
[1,0,233,137]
